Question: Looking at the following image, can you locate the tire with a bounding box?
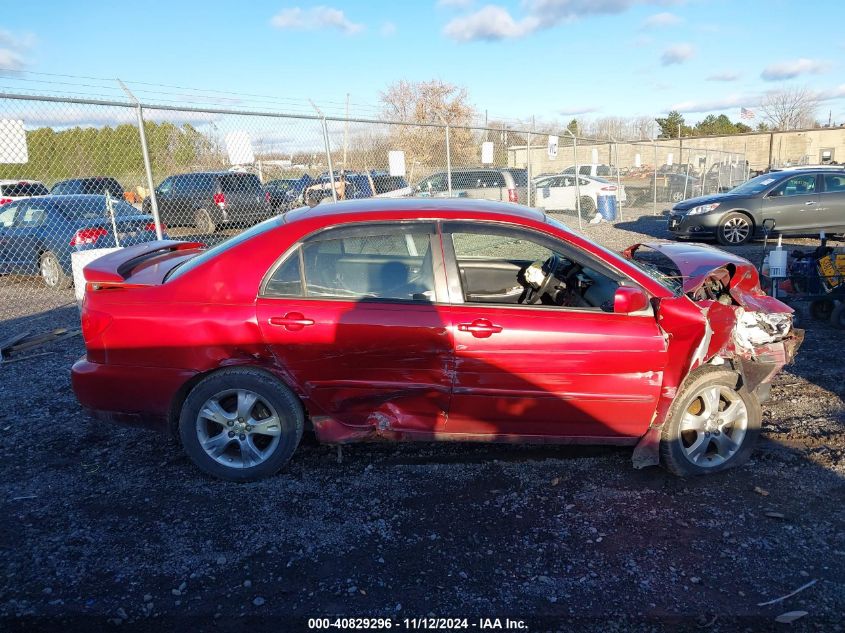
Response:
[179,368,304,482]
[40,251,72,289]
[194,208,216,234]
[831,301,845,330]
[716,212,753,246]
[659,368,761,476]
[810,299,835,321]
[671,190,684,203]
[579,196,596,214]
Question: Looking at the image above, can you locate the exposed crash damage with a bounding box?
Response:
[625,241,804,469]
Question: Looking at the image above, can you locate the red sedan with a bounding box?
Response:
[72,199,802,481]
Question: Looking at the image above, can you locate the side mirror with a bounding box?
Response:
[614,286,649,313]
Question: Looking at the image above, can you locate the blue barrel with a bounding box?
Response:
[597,194,618,221]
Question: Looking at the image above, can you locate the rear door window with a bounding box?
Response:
[477,172,504,188]
[221,174,262,193]
[822,174,845,192]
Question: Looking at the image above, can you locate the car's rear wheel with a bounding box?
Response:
[717,212,753,245]
[194,208,216,234]
[579,196,596,214]
[660,368,761,476]
[40,251,71,289]
[179,368,304,482]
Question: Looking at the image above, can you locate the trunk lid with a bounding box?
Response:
[83,240,205,287]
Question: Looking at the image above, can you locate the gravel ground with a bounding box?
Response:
[1,210,843,632]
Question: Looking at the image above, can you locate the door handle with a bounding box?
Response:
[269,312,315,331]
[805,201,817,205]
[457,319,503,338]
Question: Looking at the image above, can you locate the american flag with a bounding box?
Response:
[741,107,755,120]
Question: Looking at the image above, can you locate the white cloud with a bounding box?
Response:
[443,5,540,41]
[270,6,364,34]
[380,21,397,37]
[442,0,655,42]
[641,12,681,29]
[761,58,829,81]
[559,105,601,115]
[0,29,36,72]
[660,43,694,65]
[706,70,740,82]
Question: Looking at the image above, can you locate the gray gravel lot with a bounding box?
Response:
[1,210,843,632]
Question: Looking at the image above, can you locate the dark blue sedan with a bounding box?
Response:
[0,194,163,288]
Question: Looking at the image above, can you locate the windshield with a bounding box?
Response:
[728,173,785,196]
[544,214,683,296]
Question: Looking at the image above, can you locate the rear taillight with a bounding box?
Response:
[508,188,518,203]
[213,192,226,208]
[600,186,617,191]
[144,222,166,232]
[264,191,271,205]
[70,227,108,246]
[0,198,11,206]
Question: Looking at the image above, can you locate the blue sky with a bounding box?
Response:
[2,0,845,126]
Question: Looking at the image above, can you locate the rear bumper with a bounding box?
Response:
[71,357,197,433]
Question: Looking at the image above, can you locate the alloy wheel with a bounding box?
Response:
[195,388,282,469]
[41,254,60,288]
[679,384,748,468]
[722,217,750,244]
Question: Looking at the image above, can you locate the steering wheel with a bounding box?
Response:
[524,254,563,305]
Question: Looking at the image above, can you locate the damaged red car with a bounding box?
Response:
[71,199,802,481]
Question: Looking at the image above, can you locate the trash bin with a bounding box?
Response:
[597,193,618,221]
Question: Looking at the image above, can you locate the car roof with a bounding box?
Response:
[770,167,845,176]
[284,197,545,224]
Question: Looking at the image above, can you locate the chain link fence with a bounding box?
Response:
[0,92,748,324]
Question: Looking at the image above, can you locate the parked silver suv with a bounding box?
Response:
[415,168,527,204]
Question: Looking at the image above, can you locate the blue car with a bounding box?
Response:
[0,194,164,288]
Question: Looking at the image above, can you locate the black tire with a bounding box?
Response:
[40,251,72,289]
[831,301,845,330]
[579,196,596,214]
[194,208,216,234]
[659,368,761,476]
[179,368,304,482]
[810,299,835,321]
[716,212,753,246]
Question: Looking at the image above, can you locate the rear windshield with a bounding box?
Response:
[82,178,124,197]
[221,173,262,193]
[56,197,139,220]
[1,182,49,197]
[166,215,283,281]
[372,175,408,194]
[505,169,528,186]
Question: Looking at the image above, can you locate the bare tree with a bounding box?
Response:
[380,80,477,172]
[759,86,819,131]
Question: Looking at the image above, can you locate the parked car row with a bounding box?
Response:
[0,194,163,288]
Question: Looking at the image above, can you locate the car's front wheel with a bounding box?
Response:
[659,368,761,476]
[717,212,753,245]
[179,368,304,482]
[40,251,72,289]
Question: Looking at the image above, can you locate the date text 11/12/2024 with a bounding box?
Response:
[307,618,528,630]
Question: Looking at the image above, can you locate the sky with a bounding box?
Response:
[2,0,845,127]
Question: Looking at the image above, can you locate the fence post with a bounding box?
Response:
[683,149,690,200]
[117,80,163,240]
[526,129,532,207]
[445,122,452,198]
[568,130,583,230]
[652,141,658,216]
[320,117,337,203]
[612,137,622,221]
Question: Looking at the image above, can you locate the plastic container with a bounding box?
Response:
[768,248,788,279]
[597,194,618,221]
